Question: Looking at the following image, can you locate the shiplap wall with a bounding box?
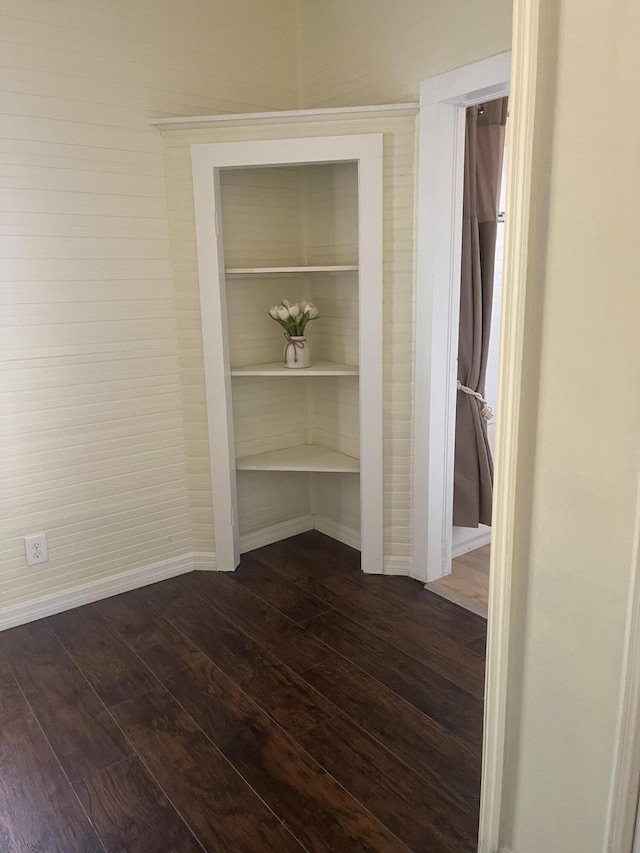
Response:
[1,0,298,609]
[306,162,358,265]
[161,114,415,562]
[299,0,513,106]
[220,167,304,268]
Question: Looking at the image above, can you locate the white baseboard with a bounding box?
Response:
[239,515,314,554]
[452,525,492,558]
[0,552,196,632]
[312,515,361,550]
[0,521,423,632]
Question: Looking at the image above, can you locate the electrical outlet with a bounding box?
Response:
[24,533,48,566]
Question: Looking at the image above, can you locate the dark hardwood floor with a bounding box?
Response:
[0,531,487,852]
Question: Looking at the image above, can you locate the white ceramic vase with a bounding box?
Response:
[284,335,311,369]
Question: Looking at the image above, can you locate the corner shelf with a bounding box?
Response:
[225,265,358,278]
[231,361,358,377]
[236,444,359,473]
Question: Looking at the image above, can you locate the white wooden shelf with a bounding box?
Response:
[225,265,358,278]
[231,361,358,377]
[236,444,359,473]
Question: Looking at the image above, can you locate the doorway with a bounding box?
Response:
[412,52,511,589]
[427,140,509,618]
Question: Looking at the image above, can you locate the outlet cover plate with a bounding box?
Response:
[24,533,48,566]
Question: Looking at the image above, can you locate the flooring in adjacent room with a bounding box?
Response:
[0,531,487,853]
[427,545,491,618]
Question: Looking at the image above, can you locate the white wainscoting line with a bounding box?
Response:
[383,556,419,579]
[239,515,315,555]
[192,552,219,571]
[0,553,197,632]
[312,515,361,551]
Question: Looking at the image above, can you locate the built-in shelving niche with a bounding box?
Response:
[190,131,383,572]
[222,163,361,548]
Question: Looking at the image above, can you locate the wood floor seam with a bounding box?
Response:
[283,581,482,697]
[83,603,301,850]
[12,681,110,853]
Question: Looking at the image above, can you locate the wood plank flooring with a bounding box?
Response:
[0,531,487,853]
[427,545,491,618]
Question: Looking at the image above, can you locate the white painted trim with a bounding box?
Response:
[605,471,640,852]
[452,527,492,559]
[413,50,511,587]
[412,97,466,584]
[150,103,418,131]
[0,554,196,631]
[478,7,539,853]
[312,515,361,551]
[190,133,381,169]
[191,155,239,573]
[240,515,314,554]
[357,141,385,575]
[190,132,384,576]
[420,53,512,107]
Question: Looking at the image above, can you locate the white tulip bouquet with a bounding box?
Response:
[268,299,319,336]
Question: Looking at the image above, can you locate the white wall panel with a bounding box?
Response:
[1,0,298,610]
[232,378,309,458]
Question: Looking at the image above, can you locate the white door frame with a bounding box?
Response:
[411,26,536,852]
[190,133,384,574]
[412,52,511,585]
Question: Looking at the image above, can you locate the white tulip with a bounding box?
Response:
[268,306,279,319]
[277,306,289,321]
[306,304,319,319]
[300,300,309,313]
[288,303,300,318]
[282,298,291,308]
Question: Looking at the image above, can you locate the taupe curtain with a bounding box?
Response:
[453,97,508,528]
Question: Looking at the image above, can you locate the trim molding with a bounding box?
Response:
[150,103,419,131]
[452,527,492,559]
[479,4,540,853]
[313,515,360,551]
[413,51,511,586]
[0,553,196,632]
[239,515,314,555]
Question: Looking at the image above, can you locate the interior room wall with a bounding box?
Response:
[159,111,416,565]
[299,0,513,107]
[1,0,299,615]
[499,1,640,850]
